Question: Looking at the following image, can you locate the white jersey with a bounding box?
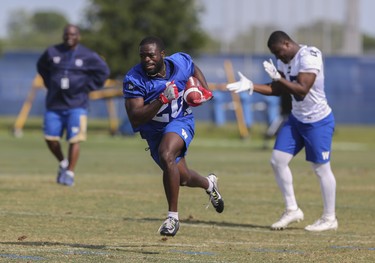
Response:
[277,45,331,123]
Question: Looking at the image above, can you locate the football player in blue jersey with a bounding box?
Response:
[37,24,110,186]
[227,31,337,232]
[123,36,224,236]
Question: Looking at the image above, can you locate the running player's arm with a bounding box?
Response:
[125,97,163,128]
[192,64,213,103]
[192,64,209,89]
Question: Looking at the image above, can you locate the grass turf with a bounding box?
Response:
[0,117,374,262]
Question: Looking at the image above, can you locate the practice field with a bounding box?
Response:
[0,118,374,262]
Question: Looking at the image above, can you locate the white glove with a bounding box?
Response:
[226,72,254,95]
[263,59,281,81]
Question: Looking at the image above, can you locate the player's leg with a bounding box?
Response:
[45,140,64,163]
[177,158,208,188]
[157,132,184,236]
[143,131,181,236]
[44,110,65,161]
[159,117,196,214]
[167,116,224,213]
[46,140,68,184]
[140,134,179,236]
[63,108,87,186]
[158,132,184,213]
[67,142,80,174]
[270,116,304,230]
[270,150,297,210]
[303,112,337,231]
[304,162,337,232]
[312,162,336,221]
[43,110,68,184]
[177,158,224,213]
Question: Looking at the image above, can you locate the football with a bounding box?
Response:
[183,76,203,107]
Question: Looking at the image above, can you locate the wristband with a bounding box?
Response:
[159,93,169,104]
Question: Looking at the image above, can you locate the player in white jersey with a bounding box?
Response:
[227,31,337,232]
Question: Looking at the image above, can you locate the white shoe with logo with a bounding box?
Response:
[271,208,304,230]
[206,174,224,213]
[305,217,338,232]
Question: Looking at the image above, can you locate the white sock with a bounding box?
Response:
[312,162,336,219]
[65,170,74,177]
[206,177,214,192]
[270,150,298,210]
[60,159,69,169]
[168,211,178,220]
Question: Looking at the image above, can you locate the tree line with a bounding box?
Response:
[1,0,375,78]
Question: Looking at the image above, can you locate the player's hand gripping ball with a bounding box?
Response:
[183,76,204,107]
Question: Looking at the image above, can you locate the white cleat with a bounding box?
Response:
[305,217,338,232]
[206,174,224,213]
[271,208,304,230]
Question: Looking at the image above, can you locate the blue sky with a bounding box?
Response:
[1,0,374,39]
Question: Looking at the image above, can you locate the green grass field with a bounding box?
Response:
[0,118,374,262]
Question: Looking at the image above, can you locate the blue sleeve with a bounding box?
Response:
[123,66,147,99]
[86,52,110,91]
[36,49,51,88]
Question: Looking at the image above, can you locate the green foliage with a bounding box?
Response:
[32,11,68,34]
[5,9,68,50]
[0,39,3,56]
[80,0,209,78]
[363,34,375,53]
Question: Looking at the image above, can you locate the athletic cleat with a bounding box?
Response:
[271,208,304,230]
[305,217,338,232]
[57,166,66,185]
[158,217,180,236]
[206,174,224,213]
[63,171,75,186]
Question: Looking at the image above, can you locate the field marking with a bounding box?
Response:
[169,250,215,256]
[250,248,304,254]
[0,254,45,261]
[331,246,375,251]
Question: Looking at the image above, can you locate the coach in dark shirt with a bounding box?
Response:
[37,24,110,186]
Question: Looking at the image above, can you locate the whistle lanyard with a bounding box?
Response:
[64,46,78,77]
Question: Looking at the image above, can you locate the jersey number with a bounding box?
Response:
[152,98,183,123]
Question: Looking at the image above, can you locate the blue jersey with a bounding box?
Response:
[37,43,110,110]
[123,52,195,136]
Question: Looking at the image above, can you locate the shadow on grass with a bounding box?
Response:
[122,217,272,230]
